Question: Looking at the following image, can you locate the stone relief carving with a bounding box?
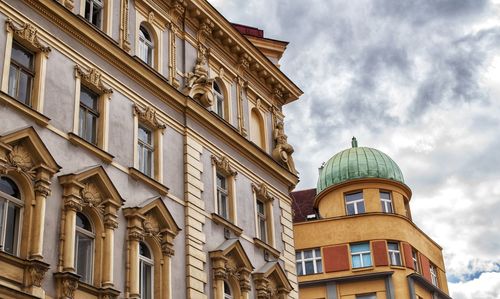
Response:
[252,183,274,202]
[0,144,36,180]
[74,65,113,94]
[133,105,166,131]
[81,183,102,208]
[211,155,237,177]
[272,122,297,174]
[62,277,78,299]
[5,19,51,55]
[184,45,215,108]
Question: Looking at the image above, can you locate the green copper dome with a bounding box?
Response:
[317,137,404,194]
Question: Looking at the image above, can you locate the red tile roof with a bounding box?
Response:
[232,23,264,38]
[291,188,317,223]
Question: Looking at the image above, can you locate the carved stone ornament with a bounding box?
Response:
[133,105,167,131]
[183,46,215,107]
[211,155,237,177]
[161,241,175,257]
[81,182,103,208]
[213,267,227,280]
[197,19,214,43]
[120,0,131,51]
[34,179,51,197]
[62,277,78,298]
[272,122,297,174]
[170,0,187,23]
[143,212,161,236]
[64,198,82,212]
[28,262,49,287]
[128,230,144,242]
[104,215,119,229]
[148,11,155,24]
[252,183,274,202]
[5,19,51,55]
[0,144,36,180]
[74,65,113,94]
[62,0,75,10]
[238,54,250,71]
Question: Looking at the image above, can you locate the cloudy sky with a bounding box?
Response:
[209,0,500,298]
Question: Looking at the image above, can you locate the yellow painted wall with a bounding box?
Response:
[299,285,326,299]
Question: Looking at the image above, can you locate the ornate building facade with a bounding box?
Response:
[0,0,302,298]
[292,138,452,299]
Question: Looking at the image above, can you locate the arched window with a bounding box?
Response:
[213,81,224,118]
[75,212,94,284]
[0,177,22,255]
[138,25,154,66]
[223,281,233,299]
[139,242,154,299]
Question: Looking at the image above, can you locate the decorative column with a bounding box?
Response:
[211,256,227,299]
[102,213,118,287]
[61,183,83,272]
[30,169,52,260]
[161,234,175,299]
[238,268,252,299]
[254,276,270,299]
[125,212,144,299]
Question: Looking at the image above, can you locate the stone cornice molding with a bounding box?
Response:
[133,104,167,131]
[252,182,274,203]
[74,65,113,95]
[211,155,237,177]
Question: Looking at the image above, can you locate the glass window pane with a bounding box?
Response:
[76,234,93,283]
[345,192,362,202]
[357,201,365,213]
[388,243,398,250]
[138,126,152,144]
[304,250,313,259]
[315,249,321,257]
[76,213,92,231]
[18,71,31,105]
[351,243,369,253]
[316,260,323,273]
[4,203,20,255]
[352,255,361,268]
[362,253,372,267]
[11,43,34,69]
[80,87,98,110]
[0,177,20,198]
[295,252,301,260]
[380,192,391,200]
[346,203,355,215]
[304,261,314,274]
[257,201,265,214]
[92,3,102,27]
[8,65,18,98]
[296,262,303,275]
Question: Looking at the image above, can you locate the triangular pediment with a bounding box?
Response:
[210,239,254,271]
[135,197,181,236]
[254,261,292,292]
[59,165,124,208]
[0,126,60,174]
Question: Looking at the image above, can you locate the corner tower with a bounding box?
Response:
[292,138,451,299]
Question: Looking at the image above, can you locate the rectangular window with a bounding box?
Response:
[430,263,438,286]
[350,242,372,268]
[8,41,35,106]
[388,242,402,266]
[257,200,267,242]
[345,192,365,215]
[380,191,393,213]
[296,248,322,275]
[78,86,99,145]
[85,0,103,28]
[140,259,153,299]
[75,231,94,284]
[138,125,154,177]
[216,174,228,219]
[412,248,420,273]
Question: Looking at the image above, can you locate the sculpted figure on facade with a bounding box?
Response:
[184,46,215,107]
[272,122,297,174]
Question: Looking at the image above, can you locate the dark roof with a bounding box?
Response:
[232,23,264,38]
[291,188,317,223]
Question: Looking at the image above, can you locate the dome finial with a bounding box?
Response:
[351,136,358,148]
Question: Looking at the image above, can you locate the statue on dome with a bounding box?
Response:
[272,121,297,174]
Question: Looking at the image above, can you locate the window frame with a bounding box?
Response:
[223,281,233,299]
[8,41,35,106]
[84,0,104,29]
[78,85,100,146]
[296,248,322,276]
[430,263,439,286]
[74,212,95,284]
[412,248,420,273]
[0,177,23,256]
[213,81,225,118]
[212,156,237,225]
[138,25,154,66]
[256,199,267,242]
[380,191,394,213]
[216,173,229,219]
[137,124,155,177]
[345,191,365,216]
[2,20,51,115]
[387,241,402,266]
[252,182,275,247]
[139,242,154,299]
[350,242,372,269]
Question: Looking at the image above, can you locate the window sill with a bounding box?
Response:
[68,133,114,163]
[129,167,169,196]
[0,91,50,126]
[390,265,406,270]
[77,279,120,297]
[211,213,243,236]
[351,266,374,272]
[253,237,280,258]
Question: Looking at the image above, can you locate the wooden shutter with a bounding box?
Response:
[419,253,432,282]
[372,240,389,266]
[402,242,414,269]
[324,245,350,272]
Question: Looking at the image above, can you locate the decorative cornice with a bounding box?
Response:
[211,155,237,177]
[5,19,51,55]
[133,105,167,131]
[197,18,214,43]
[74,65,113,94]
[170,0,187,24]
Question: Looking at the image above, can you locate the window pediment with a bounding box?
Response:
[74,65,112,95]
[0,127,60,180]
[252,182,274,203]
[253,262,292,298]
[211,155,237,177]
[133,104,166,131]
[5,19,51,55]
